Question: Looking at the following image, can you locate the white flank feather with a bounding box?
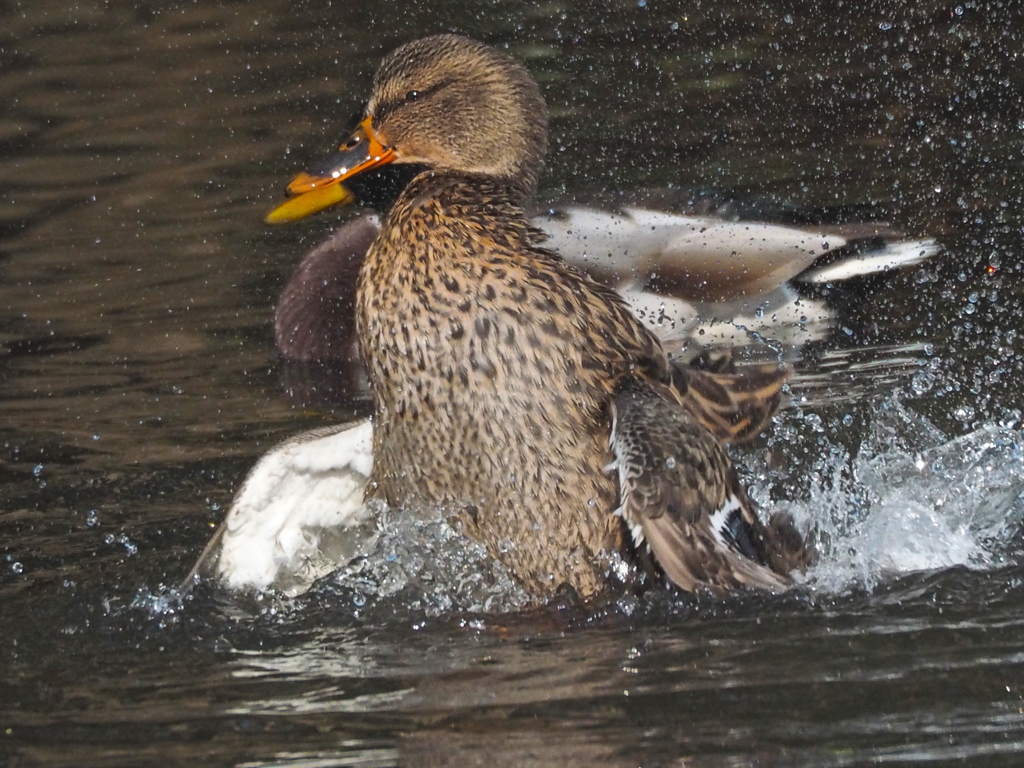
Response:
[799,239,940,283]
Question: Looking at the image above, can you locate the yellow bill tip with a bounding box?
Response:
[265,182,354,224]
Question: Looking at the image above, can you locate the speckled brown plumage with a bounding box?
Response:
[302,35,806,597]
[610,378,805,593]
[358,173,671,594]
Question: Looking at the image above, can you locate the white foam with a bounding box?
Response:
[759,401,1024,594]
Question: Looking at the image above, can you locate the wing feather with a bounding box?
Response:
[672,362,791,445]
[182,419,375,595]
[610,377,802,593]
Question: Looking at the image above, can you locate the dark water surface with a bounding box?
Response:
[3,1,1024,766]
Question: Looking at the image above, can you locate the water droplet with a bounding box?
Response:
[117,534,138,556]
[10,562,23,575]
[616,593,639,616]
[953,405,976,424]
[911,370,936,395]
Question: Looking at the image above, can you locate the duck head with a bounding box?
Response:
[267,35,548,223]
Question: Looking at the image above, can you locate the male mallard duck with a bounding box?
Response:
[191,36,938,598]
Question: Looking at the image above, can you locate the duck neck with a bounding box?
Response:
[353,165,534,218]
[346,162,430,213]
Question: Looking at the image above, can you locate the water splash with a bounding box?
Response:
[756,398,1024,594]
[314,500,531,618]
[128,584,187,620]
[134,398,1024,622]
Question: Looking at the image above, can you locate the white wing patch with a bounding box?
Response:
[707,494,744,552]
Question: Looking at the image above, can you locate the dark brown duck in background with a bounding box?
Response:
[267,35,809,598]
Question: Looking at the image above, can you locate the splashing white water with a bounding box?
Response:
[160,395,1024,620]
[756,399,1024,594]
[321,500,531,617]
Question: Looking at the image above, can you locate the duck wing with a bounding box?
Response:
[671,360,791,445]
[181,419,375,595]
[274,216,379,362]
[538,206,834,300]
[609,378,802,593]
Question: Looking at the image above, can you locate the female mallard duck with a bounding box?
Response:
[237,34,809,599]
[192,35,937,598]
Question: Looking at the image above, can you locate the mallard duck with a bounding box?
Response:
[270,33,817,599]
[190,35,938,598]
[273,207,939,375]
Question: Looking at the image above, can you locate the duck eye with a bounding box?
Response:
[405,90,422,102]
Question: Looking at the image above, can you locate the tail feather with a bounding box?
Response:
[798,238,940,284]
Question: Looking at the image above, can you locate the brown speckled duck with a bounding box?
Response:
[263,35,810,598]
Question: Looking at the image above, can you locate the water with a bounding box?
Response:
[4,0,1024,765]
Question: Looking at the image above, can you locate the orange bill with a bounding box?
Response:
[265,116,397,224]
